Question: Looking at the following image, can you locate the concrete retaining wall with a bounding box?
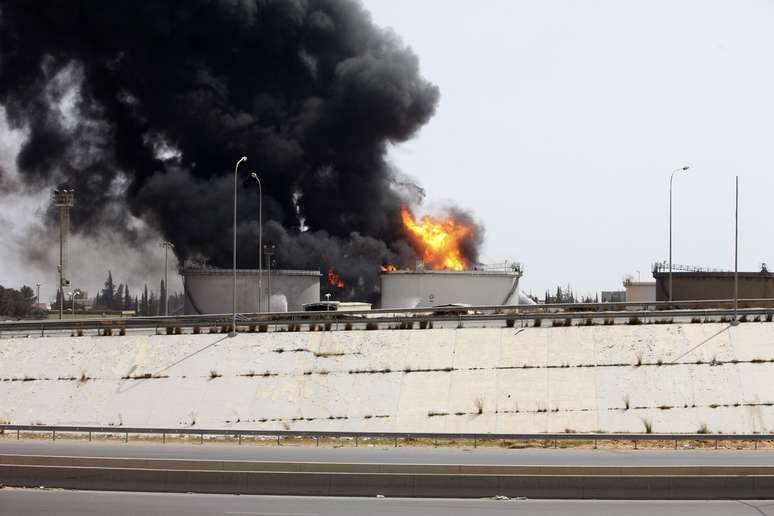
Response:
[1,322,774,433]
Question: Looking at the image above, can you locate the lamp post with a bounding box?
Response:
[250,173,263,312]
[669,166,690,302]
[160,241,175,316]
[733,176,739,325]
[231,157,247,337]
[35,284,40,307]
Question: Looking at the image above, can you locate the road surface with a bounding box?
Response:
[2,439,774,466]
[2,489,774,515]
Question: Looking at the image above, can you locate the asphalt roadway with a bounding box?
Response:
[3,489,774,516]
[3,439,774,467]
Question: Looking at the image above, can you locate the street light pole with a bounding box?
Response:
[250,173,263,312]
[232,157,247,337]
[669,166,690,302]
[734,175,739,324]
[35,284,40,307]
[160,241,175,316]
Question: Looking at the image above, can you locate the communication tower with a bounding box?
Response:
[52,187,74,320]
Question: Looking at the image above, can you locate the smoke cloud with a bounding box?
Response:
[0,0,481,302]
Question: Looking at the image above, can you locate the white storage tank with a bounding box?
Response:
[183,268,321,314]
[380,268,522,309]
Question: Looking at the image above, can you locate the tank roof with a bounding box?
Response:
[182,267,321,277]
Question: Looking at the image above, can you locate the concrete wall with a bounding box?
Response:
[184,268,320,314]
[2,322,774,433]
[380,270,520,308]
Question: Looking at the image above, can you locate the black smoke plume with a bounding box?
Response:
[0,0,481,302]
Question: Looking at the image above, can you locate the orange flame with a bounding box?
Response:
[380,265,397,272]
[400,205,472,271]
[327,267,345,288]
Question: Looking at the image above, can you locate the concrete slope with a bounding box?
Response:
[0,322,773,433]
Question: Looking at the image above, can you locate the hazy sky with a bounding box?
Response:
[362,0,774,296]
[1,0,774,301]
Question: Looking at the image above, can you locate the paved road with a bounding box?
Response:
[2,439,774,466]
[2,489,774,515]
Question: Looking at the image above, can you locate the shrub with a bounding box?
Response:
[505,319,515,328]
[628,317,642,325]
[691,317,701,324]
[739,315,748,323]
[767,314,773,322]
[259,324,268,333]
[324,322,332,331]
[248,325,256,333]
[166,326,174,335]
[193,326,201,334]
[366,322,378,330]
[344,322,353,331]
[533,318,542,327]
[119,328,126,336]
[603,318,614,325]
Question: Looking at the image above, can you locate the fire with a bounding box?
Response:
[400,205,472,271]
[380,265,397,272]
[327,267,345,288]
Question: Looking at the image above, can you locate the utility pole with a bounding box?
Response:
[52,188,74,320]
[35,284,40,307]
[160,241,175,316]
[264,244,275,311]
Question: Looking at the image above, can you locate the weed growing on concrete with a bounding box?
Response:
[474,398,484,415]
[658,405,672,410]
[78,371,89,384]
[635,353,643,367]
[209,370,222,379]
[642,419,653,433]
[624,396,630,410]
[697,423,709,434]
[709,404,719,409]
[656,359,663,366]
[427,411,448,417]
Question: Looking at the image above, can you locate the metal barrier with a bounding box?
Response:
[2,299,774,335]
[2,424,773,449]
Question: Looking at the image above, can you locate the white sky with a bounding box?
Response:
[2,0,774,301]
[363,0,774,296]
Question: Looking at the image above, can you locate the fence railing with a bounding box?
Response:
[2,424,773,449]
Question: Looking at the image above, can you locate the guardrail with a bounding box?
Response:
[2,424,773,449]
[0,306,774,335]
[3,298,774,335]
